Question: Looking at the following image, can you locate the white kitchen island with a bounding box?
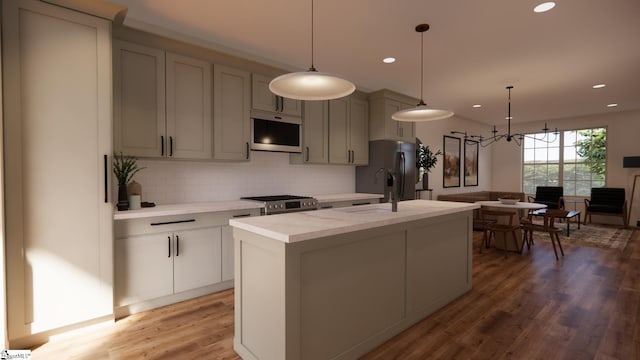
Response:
[229,200,479,360]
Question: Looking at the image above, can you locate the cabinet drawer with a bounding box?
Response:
[115,209,260,238]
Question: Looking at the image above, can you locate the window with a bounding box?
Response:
[523,127,606,196]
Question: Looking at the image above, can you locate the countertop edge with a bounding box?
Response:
[230,200,480,243]
[114,200,262,220]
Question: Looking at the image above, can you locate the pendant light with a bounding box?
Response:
[269,0,355,101]
[392,24,454,122]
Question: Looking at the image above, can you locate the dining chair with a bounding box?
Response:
[521,209,569,260]
[474,214,496,253]
[480,209,520,257]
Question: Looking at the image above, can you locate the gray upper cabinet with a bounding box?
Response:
[252,73,302,116]
[368,89,416,142]
[291,100,330,164]
[114,41,213,159]
[166,52,213,159]
[113,40,166,157]
[214,65,251,161]
[329,95,369,165]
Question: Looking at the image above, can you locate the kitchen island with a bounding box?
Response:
[230,200,479,360]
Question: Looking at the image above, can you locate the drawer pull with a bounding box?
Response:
[151,219,196,226]
[168,236,171,258]
[352,202,371,206]
[233,214,252,218]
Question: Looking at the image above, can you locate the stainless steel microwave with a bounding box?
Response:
[250,110,302,153]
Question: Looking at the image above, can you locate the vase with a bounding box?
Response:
[117,183,129,211]
[422,172,429,190]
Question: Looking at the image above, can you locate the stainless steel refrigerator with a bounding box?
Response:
[356,140,416,202]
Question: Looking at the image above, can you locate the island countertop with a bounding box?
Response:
[229,199,479,243]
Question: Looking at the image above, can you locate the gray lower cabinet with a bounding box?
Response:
[114,209,259,316]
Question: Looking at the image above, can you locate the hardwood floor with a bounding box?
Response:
[31,230,640,359]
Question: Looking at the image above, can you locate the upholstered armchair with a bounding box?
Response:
[584,187,628,227]
[528,186,564,209]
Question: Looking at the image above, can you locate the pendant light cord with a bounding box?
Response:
[420,30,424,103]
[309,0,316,72]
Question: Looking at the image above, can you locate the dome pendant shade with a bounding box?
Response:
[392,23,453,122]
[268,0,355,101]
[269,69,356,101]
[392,103,454,122]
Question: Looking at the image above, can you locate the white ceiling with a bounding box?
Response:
[111,0,640,126]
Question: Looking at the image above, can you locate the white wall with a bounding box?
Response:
[415,115,494,198]
[124,151,355,204]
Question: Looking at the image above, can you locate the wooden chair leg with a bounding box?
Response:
[555,233,564,257]
[549,231,559,260]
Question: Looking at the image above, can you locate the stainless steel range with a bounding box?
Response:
[242,195,318,215]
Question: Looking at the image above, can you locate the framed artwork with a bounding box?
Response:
[443,136,461,188]
[464,140,479,186]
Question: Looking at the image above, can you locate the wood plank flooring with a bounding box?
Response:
[30,230,640,359]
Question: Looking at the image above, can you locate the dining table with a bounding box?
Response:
[476,200,547,252]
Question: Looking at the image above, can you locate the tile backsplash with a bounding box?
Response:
[118,151,355,205]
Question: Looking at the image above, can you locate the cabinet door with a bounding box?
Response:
[281,96,303,116]
[214,65,251,160]
[113,40,166,157]
[174,227,223,293]
[252,73,278,112]
[383,99,414,142]
[221,225,234,281]
[251,73,302,116]
[115,234,174,306]
[302,101,329,164]
[349,97,369,165]
[3,0,114,337]
[329,97,350,164]
[166,52,212,159]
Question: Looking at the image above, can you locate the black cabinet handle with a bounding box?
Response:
[169,136,174,157]
[151,219,196,226]
[161,135,165,156]
[233,213,252,218]
[176,235,180,256]
[306,146,310,162]
[103,154,108,203]
[246,142,250,160]
[352,202,371,206]
[168,236,171,258]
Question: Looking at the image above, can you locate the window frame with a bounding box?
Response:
[522,126,607,197]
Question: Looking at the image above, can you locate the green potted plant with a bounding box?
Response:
[416,144,442,190]
[113,152,145,210]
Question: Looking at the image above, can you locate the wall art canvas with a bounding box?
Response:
[443,136,461,188]
[464,140,479,186]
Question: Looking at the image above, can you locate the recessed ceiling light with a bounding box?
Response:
[472,104,482,108]
[383,57,396,64]
[534,2,556,13]
[592,84,606,89]
[607,103,618,107]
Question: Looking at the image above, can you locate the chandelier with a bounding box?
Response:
[451,85,558,147]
